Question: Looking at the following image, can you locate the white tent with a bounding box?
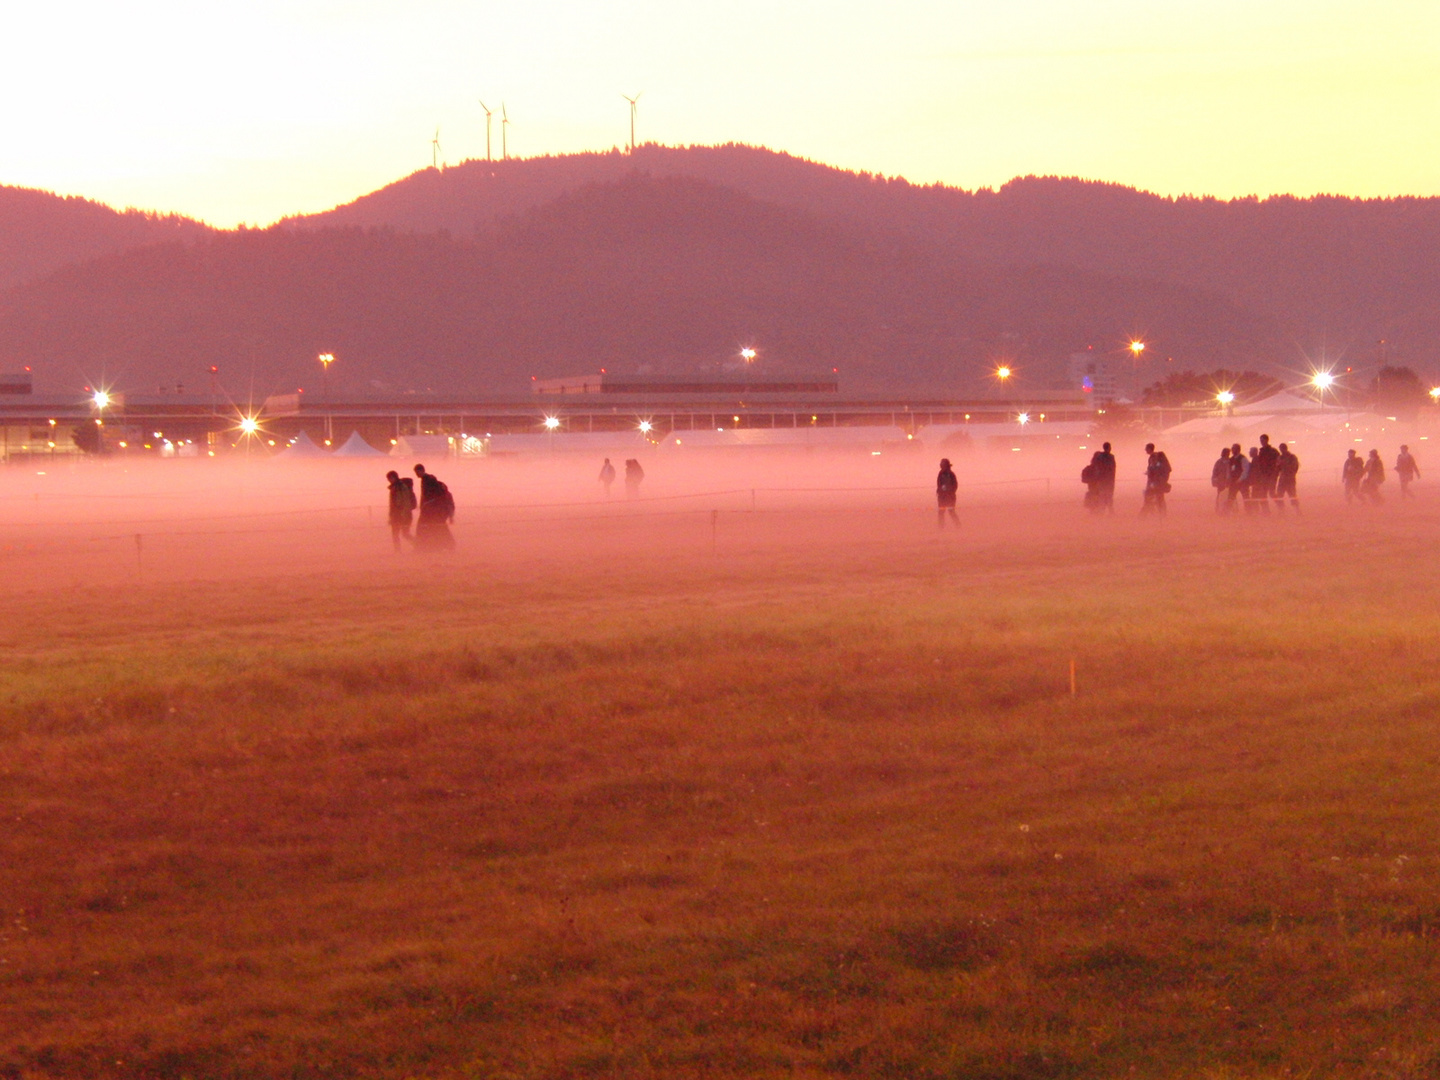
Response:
[333,431,387,457]
[392,435,454,459]
[277,431,331,457]
[1233,391,1326,415]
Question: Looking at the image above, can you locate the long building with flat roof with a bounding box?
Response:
[0,383,1116,460]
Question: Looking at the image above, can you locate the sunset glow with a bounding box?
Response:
[1,1,1436,226]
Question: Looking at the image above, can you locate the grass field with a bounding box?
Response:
[5,459,1440,1078]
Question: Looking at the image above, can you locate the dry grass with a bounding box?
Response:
[5,503,1440,1078]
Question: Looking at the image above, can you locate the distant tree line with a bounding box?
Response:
[1142,370,1282,407]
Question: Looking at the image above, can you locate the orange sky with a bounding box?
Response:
[3,0,1437,227]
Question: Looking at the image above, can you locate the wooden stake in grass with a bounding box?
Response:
[1069,657,1076,697]
[134,533,143,579]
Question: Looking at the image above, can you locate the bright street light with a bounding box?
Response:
[238,416,260,435]
[740,347,757,362]
[92,390,110,409]
[1017,412,1030,425]
[543,416,561,430]
[1128,340,1146,358]
[1429,387,1440,402]
[637,419,654,434]
[1216,390,1235,406]
[995,365,1012,381]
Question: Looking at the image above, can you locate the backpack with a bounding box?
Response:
[1081,463,1096,484]
[439,481,455,521]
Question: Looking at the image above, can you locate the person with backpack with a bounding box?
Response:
[624,458,645,499]
[413,463,456,551]
[936,457,959,528]
[1275,443,1301,513]
[1210,447,1231,513]
[1361,449,1386,505]
[1396,445,1420,498]
[385,469,417,552]
[1141,443,1172,516]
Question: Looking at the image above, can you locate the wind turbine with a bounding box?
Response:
[622,92,643,153]
[432,127,442,169]
[501,102,510,160]
[478,99,493,161]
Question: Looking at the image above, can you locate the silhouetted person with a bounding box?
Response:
[1243,447,1260,513]
[1252,434,1280,513]
[1094,442,1116,513]
[1342,449,1365,504]
[1275,442,1300,513]
[386,469,416,552]
[598,457,616,498]
[1081,451,1102,511]
[1210,446,1231,513]
[1227,442,1248,511]
[1362,449,1386,505]
[1141,442,1171,516]
[936,457,959,528]
[624,458,644,499]
[1396,445,1420,498]
[413,463,456,551]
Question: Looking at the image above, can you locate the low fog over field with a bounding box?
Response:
[1,429,1426,594]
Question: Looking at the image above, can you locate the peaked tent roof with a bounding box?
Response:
[333,430,387,457]
[278,430,331,457]
[1233,390,1326,414]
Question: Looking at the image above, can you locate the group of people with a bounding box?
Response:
[598,457,645,499]
[386,464,455,552]
[1058,436,1420,518]
[1208,434,1301,514]
[1340,445,1421,505]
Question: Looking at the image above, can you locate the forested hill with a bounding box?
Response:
[289,144,1440,365]
[0,186,210,291]
[0,176,1277,397]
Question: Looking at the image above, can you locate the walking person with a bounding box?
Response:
[624,458,645,499]
[1342,449,1365,504]
[1227,443,1248,512]
[598,457,617,498]
[1094,441,1116,514]
[385,469,417,552]
[1275,442,1301,513]
[1141,443,1172,516]
[1244,447,1260,513]
[936,457,959,528]
[1252,434,1280,514]
[1210,446,1232,513]
[413,463,456,551]
[1361,449,1386,505]
[1396,445,1420,498]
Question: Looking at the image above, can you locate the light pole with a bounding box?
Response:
[318,353,335,442]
